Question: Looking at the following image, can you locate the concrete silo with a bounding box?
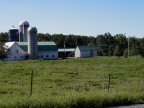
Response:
[28,27,38,60]
[19,21,29,42]
[8,26,19,42]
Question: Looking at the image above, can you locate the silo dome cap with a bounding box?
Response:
[9,25,18,30]
[19,20,29,25]
[28,27,37,32]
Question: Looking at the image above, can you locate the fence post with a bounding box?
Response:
[30,71,33,96]
[108,74,110,92]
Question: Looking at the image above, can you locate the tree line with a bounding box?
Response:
[0,32,144,58]
[37,33,96,48]
[37,32,144,57]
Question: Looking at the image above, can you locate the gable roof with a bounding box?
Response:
[3,42,15,49]
[77,45,99,51]
[38,42,57,51]
[16,42,27,51]
[16,41,58,51]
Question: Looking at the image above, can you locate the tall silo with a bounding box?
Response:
[19,20,29,42]
[28,27,38,60]
[8,26,19,42]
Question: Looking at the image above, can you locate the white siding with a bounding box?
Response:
[75,47,80,57]
[38,51,58,59]
[2,42,58,61]
[75,46,98,58]
[6,43,27,61]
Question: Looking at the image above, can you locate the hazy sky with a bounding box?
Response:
[0,0,144,38]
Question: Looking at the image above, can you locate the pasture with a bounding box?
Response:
[0,56,144,107]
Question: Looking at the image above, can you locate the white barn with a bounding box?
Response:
[3,41,58,61]
[75,45,99,58]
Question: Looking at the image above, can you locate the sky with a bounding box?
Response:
[0,0,144,38]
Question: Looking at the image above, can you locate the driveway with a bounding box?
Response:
[108,104,144,108]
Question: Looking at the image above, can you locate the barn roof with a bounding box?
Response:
[77,45,99,51]
[16,41,58,51]
[3,42,15,49]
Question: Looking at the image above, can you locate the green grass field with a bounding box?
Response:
[0,56,144,108]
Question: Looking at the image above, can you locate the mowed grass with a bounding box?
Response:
[0,56,144,107]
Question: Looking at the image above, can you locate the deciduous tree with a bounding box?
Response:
[113,45,122,58]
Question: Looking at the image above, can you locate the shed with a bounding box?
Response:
[58,48,75,58]
[75,45,99,58]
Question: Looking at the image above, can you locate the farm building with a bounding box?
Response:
[3,41,58,61]
[75,45,100,58]
[1,20,58,61]
[58,48,75,58]
[1,20,101,61]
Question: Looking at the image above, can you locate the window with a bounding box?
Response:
[52,55,55,57]
[17,50,18,53]
[21,56,23,58]
[9,57,10,58]
[46,55,49,58]
[15,56,17,58]
[41,55,43,58]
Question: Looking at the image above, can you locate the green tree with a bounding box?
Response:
[138,43,144,57]
[96,33,114,56]
[108,45,114,56]
[96,48,102,56]
[0,43,7,60]
[37,32,97,48]
[88,41,95,46]
[129,37,140,56]
[123,49,128,58]
[0,32,8,42]
[113,45,122,58]
[89,49,93,56]
[114,34,127,55]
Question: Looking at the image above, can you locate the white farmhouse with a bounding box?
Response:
[3,41,58,61]
[75,45,99,58]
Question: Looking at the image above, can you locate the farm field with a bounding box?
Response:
[0,56,144,107]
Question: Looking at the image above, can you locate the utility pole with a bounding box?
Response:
[128,36,130,58]
[64,41,66,57]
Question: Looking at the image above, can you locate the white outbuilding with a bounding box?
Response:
[3,41,58,61]
[75,45,100,58]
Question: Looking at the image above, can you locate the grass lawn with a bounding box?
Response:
[0,56,144,107]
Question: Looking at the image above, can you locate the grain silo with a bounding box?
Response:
[28,27,38,60]
[19,21,29,42]
[8,26,19,42]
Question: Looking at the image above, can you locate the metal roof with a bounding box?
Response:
[16,41,58,51]
[3,42,15,49]
[28,27,37,32]
[77,45,99,51]
[58,48,75,52]
[19,21,29,25]
[38,41,56,45]
[16,42,27,46]
[9,26,18,30]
